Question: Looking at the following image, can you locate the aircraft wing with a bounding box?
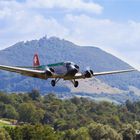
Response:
[93,69,136,76]
[0,65,46,79]
[70,68,136,80]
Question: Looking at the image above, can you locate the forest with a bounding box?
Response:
[0,90,140,140]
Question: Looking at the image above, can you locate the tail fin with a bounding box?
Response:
[33,53,40,67]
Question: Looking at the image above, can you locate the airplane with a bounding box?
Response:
[0,53,136,87]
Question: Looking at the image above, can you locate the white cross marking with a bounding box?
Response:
[34,56,37,64]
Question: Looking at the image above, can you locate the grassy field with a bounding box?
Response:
[0,119,16,128]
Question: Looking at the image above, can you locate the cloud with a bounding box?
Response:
[0,0,70,49]
[0,0,102,48]
[26,0,103,14]
[62,14,140,69]
[0,0,140,69]
[64,14,140,49]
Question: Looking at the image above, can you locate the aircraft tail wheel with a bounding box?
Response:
[74,81,79,87]
[51,80,56,87]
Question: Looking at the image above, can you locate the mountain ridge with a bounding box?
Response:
[0,36,140,103]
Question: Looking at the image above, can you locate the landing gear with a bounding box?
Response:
[74,81,79,87]
[51,80,56,87]
[51,78,60,87]
[71,80,79,88]
[51,78,79,88]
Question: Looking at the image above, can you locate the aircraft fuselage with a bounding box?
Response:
[37,61,79,78]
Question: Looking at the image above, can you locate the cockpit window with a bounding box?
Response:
[66,63,71,67]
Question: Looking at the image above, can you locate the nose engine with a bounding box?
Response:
[66,64,79,76]
[84,70,94,78]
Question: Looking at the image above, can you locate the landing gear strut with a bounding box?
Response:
[74,81,79,87]
[51,78,60,87]
[71,80,79,88]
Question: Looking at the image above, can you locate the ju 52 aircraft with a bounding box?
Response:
[0,54,136,87]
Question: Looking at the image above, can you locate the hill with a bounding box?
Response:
[0,36,140,103]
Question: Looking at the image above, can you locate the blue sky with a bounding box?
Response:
[93,0,140,21]
[0,0,140,69]
[95,1,137,22]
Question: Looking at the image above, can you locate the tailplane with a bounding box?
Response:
[33,53,40,67]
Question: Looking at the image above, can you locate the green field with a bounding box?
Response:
[0,119,16,128]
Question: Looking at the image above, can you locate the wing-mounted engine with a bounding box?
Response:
[45,67,55,76]
[84,69,94,78]
[49,68,55,73]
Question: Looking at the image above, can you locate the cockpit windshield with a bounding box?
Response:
[65,62,75,67]
[66,62,71,67]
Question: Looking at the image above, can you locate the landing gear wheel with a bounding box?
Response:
[74,81,79,88]
[51,80,56,87]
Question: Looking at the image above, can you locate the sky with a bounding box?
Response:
[0,0,140,69]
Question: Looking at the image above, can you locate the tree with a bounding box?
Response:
[7,124,60,140]
[18,102,45,123]
[62,129,76,140]
[74,127,91,140]
[3,105,19,119]
[63,127,91,140]
[70,97,82,105]
[0,128,11,140]
[125,100,135,112]
[28,89,40,100]
[133,121,140,140]
[120,123,136,140]
[0,102,5,117]
[88,123,122,140]
[0,93,11,104]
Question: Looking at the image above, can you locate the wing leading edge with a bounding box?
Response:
[93,69,136,76]
[73,68,136,80]
[0,65,46,79]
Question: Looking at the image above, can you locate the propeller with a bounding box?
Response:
[86,66,94,76]
[86,66,92,71]
[83,66,94,78]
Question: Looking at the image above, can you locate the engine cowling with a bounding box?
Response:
[84,70,94,78]
[49,68,55,73]
[45,68,54,76]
